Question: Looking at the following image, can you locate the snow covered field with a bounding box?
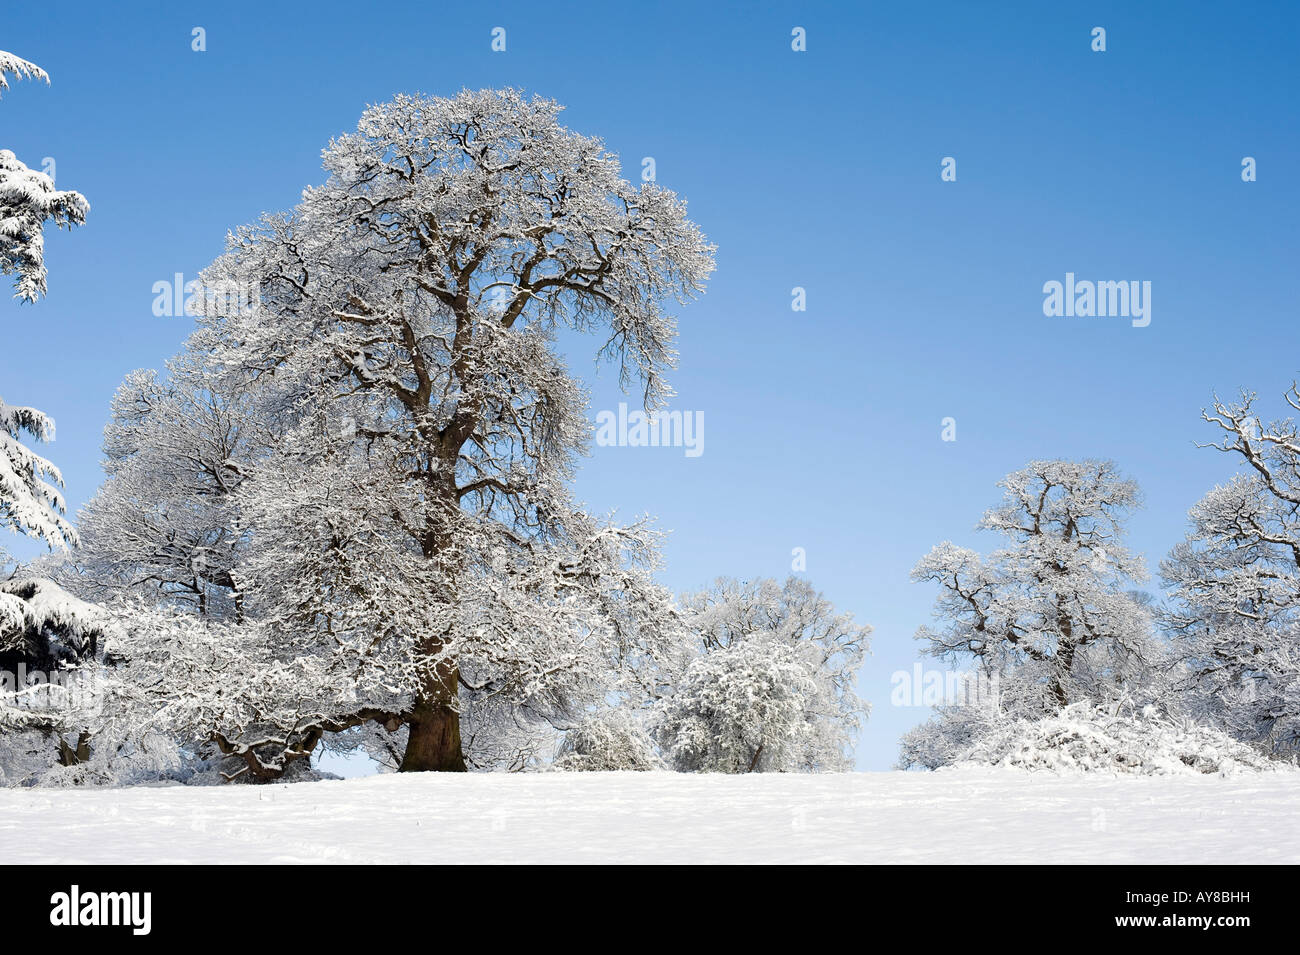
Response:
[3,768,1297,864]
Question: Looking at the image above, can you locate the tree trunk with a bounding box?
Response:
[57,730,92,766]
[1051,611,1076,710]
[399,699,467,772]
[400,485,470,773]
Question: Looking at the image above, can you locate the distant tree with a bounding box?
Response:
[912,460,1162,716]
[1161,386,1300,755]
[654,639,840,772]
[653,577,869,772]
[901,461,1175,769]
[555,707,661,772]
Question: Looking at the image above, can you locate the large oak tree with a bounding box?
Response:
[189,89,714,772]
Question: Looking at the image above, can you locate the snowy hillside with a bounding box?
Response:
[4,768,1297,864]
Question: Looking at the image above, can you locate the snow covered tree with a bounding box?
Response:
[0,50,97,783]
[1165,388,1300,630]
[912,460,1162,719]
[0,50,88,302]
[1161,386,1300,755]
[0,49,83,559]
[176,89,713,772]
[1,392,80,769]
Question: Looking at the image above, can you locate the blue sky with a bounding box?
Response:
[2,1,1296,770]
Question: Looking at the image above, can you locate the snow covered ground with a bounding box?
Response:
[3,768,1297,864]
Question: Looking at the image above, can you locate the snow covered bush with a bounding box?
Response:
[658,576,869,773]
[897,704,1006,771]
[11,726,185,789]
[554,708,661,772]
[654,638,851,773]
[0,575,118,785]
[897,657,1172,771]
[956,702,1283,776]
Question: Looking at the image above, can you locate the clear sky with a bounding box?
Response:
[2,1,1296,770]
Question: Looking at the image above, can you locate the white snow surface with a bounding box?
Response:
[3,768,1297,864]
